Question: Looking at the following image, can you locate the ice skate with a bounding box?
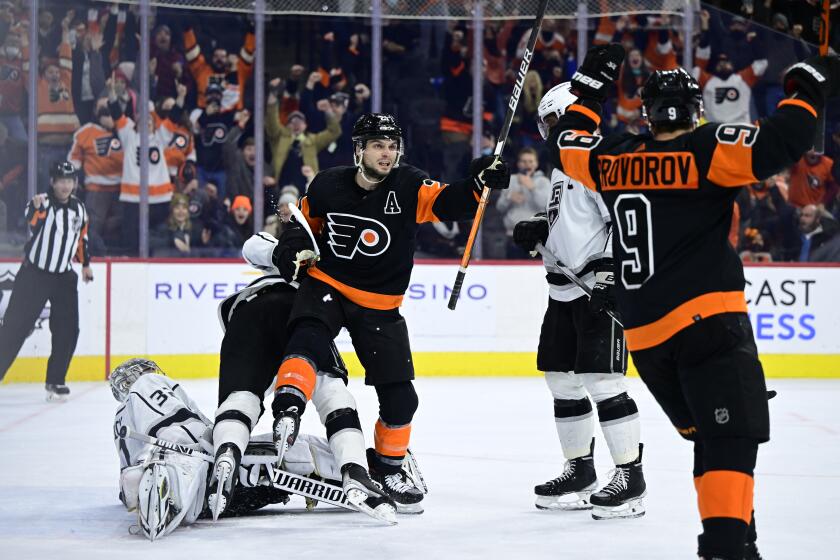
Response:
[207,443,241,521]
[45,383,70,402]
[341,463,397,525]
[591,443,646,520]
[272,407,300,466]
[743,541,764,560]
[367,448,424,514]
[534,442,597,510]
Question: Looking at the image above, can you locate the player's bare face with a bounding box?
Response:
[361,139,399,180]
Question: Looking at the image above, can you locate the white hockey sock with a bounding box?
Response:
[596,393,641,465]
[213,420,250,457]
[329,428,367,470]
[553,398,596,459]
[214,391,262,456]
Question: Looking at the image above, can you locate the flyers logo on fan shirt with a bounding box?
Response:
[326,213,391,259]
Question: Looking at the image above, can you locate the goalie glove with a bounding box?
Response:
[272,223,318,282]
[589,262,617,316]
[469,155,511,192]
[571,43,625,103]
[512,213,548,256]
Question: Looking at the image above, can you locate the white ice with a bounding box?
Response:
[1,377,838,559]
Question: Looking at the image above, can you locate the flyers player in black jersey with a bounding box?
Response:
[271,113,510,512]
[544,44,839,559]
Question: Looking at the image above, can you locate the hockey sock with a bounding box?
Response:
[595,392,641,465]
[272,356,316,417]
[552,398,595,460]
[214,391,262,455]
[373,419,411,474]
[694,438,758,560]
[325,407,366,469]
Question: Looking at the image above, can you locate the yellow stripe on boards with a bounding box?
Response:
[3,353,839,383]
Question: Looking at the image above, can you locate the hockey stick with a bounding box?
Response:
[447,0,550,311]
[814,0,831,154]
[123,427,213,461]
[534,242,624,328]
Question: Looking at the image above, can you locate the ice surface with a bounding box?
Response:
[1,377,838,559]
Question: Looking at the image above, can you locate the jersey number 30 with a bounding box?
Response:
[614,194,654,289]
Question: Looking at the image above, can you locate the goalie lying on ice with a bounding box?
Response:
[110,358,349,540]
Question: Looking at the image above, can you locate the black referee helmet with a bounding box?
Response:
[50,160,78,182]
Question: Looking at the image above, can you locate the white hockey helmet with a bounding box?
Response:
[109,358,164,402]
[537,82,578,140]
[137,451,207,541]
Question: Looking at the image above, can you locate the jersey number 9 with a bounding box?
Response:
[614,194,654,289]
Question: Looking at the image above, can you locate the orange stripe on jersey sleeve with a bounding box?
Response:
[624,291,748,351]
[299,196,325,235]
[416,180,446,223]
[706,142,757,187]
[696,470,754,524]
[308,267,403,310]
[567,104,601,126]
[559,140,597,191]
[777,98,817,118]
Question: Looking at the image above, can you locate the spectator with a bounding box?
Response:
[0,27,27,141]
[695,12,767,124]
[736,174,796,261]
[182,22,254,111]
[108,78,174,254]
[37,12,80,194]
[150,23,186,100]
[223,109,270,206]
[68,96,124,253]
[219,194,253,249]
[440,25,473,180]
[157,83,196,187]
[265,82,341,190]
[496,147,551,258]
[788,150,837,209]
[754,13,810,118]
[71,22,106,125]
[150,192,210,257]
[614,48,649,129]
[99,65,136,121]
[0,121,27,234]
[796,204,839,262]
[308,91,353,169]
[193,81,238,199]
[276,190,298,223]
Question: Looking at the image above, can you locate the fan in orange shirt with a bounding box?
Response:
[788,150,836,209]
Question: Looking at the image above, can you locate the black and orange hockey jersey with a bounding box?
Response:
[547,97,818,351]
[68,123,124,192]
[298,164,480,310]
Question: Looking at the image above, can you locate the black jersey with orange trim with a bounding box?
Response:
[299,164,479,310]
[546,98,818,351]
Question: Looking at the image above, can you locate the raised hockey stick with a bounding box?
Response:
[814,0,831,154]
[447,0,550,311]
[534,242,624,328]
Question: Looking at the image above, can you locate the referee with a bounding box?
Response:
[0,161,93,401]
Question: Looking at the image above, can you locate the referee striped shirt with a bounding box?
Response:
[24,194,90,273]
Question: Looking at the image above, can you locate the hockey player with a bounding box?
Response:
[208,224,395,523]
[513,82,645,520]
[543,43,839,559]
[111,358,393,540]
[271,113,510,512]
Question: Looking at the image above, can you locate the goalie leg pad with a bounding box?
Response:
[137,451,208,541]
[214,391,262,456]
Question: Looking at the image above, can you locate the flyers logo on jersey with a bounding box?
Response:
[599,152,698,191]
[326,213,391,259]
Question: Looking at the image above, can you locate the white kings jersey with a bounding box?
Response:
[543,168,613,302]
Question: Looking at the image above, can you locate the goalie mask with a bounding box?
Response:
[137,450,207,541]
[352,113,403,182]
[537,82,578,140]
[110,358,165,402]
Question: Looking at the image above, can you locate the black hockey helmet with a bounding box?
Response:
[641,68,703,131]
[351,113,404,171]
[50,160,78,181]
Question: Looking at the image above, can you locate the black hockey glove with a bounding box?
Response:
[513,213,548,256]
[272,222,317,282]
[588,261,616,316]
[571,43,625,103]
[783,54,840,107]
[470,155,510,192]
